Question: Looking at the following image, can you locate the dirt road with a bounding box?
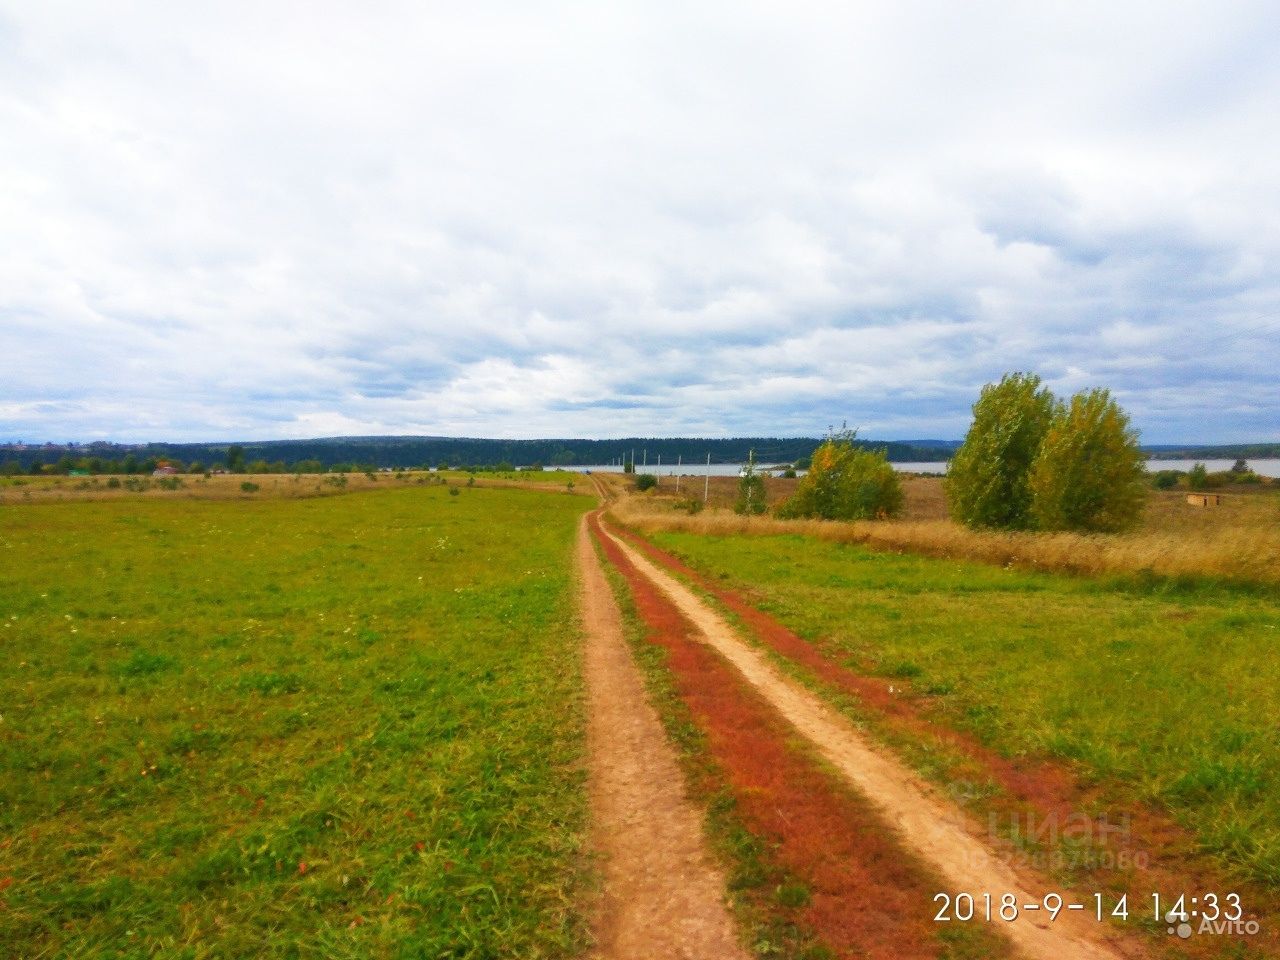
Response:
[577,514,749,960]
[593,516,1130,960]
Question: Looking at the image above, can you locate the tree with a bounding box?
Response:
[777,430,902,521]
[1187,462,1209,491]
[946,372,1056,529]
[735,450,767,515]
[1027,388,1146,533]
[1230,458,1250,474]
[225,445,246,473]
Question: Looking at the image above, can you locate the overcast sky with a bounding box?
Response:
[2,2,1278,444]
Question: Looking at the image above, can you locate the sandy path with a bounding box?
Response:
[577,514,749,960]
[595,519,1129,960]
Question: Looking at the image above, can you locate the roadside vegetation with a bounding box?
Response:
[611,476,1280,589]
[0,485,592,956]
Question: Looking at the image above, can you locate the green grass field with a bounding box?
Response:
[0,485,592,958]
[646,530,1280,892]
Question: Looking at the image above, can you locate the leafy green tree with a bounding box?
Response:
[1187,462,1208,491]
[225,445,246,473]
[1151,470,1180,490]
[1028,388,1146,532]
[735,450,767,515]
[777,430,902,520]
[1,460,22,476]
[946,372,1056,529]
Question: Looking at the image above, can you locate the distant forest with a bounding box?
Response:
[1,436,955,473]
[2,436,1275,475]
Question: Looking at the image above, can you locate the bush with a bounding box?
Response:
[675,497,704,515]
[635,474,657,492]
[106,477,121,489]
[1152,470,1181,490]
[735,453,767,515]
[1187,463,1209,491]
[946,372,1055,529]
[448,486,460,496]
[777,431,902,521]
[1027,388,1146,533]
[240,481,260,493]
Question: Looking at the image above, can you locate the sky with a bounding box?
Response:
[2,1,1279,445]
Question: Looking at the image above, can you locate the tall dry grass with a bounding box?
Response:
[610,492,1280,589]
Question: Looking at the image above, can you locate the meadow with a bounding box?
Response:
[0,469,584,505]
[0,483,593,957]
[641,528,1280,899]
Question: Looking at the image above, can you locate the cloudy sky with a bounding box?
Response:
[3,1,1278,444]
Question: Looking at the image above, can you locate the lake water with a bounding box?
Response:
[553,458,1280,478]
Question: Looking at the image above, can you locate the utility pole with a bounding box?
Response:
[643,449,647,469]
[704,452,710,503]
[656,454,661,486]
[676,455,681,493]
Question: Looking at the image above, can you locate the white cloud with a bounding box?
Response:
[2,0,1279,443]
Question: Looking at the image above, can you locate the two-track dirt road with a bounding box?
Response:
[589,512,1130,960]
[580,471,1135,959]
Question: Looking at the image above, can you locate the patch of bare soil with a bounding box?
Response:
[577,515,749,960]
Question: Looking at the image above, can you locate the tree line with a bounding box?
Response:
[0,435,961,475]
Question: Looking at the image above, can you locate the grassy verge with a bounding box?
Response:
[0,484,591,957]
[643,530,1280,900]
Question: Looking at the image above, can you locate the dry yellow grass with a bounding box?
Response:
[610,473,1280,588]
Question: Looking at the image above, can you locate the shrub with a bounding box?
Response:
[1027,388,1146,533]
[1187,462,1209,491]
[448,486,460,496]
[240,481,260,493]
[777,431,902,521]
[675,497,704,515]
[1152,470,1181,490]
[106,477,122,489]
[635,474,657,492]
[946,372,1055,529]
[735,453,767,515]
